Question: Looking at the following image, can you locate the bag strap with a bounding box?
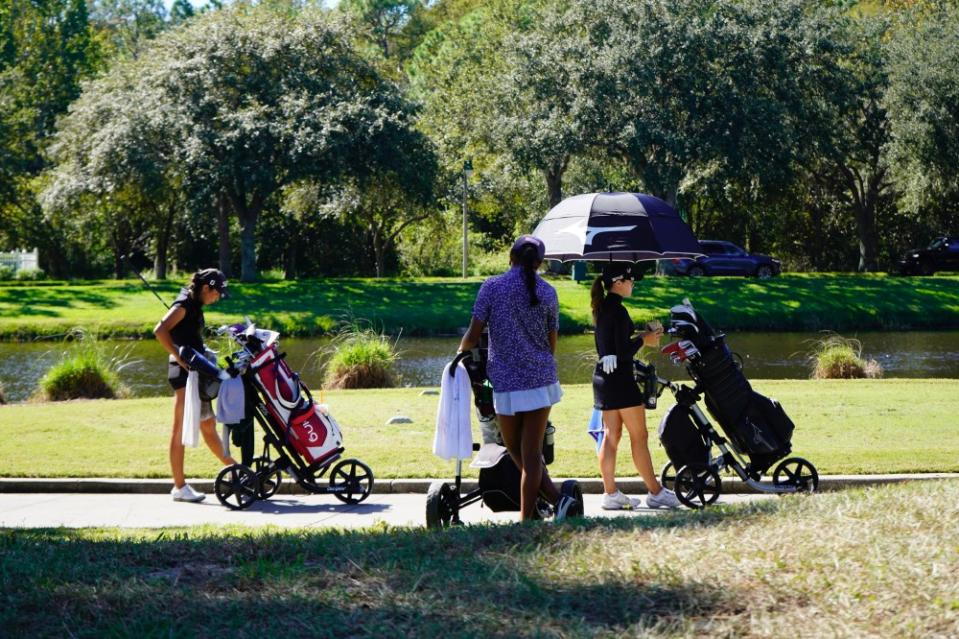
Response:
[273,357,303,411]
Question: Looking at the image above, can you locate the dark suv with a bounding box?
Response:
[897,236,959,275]
[671,240,782,278]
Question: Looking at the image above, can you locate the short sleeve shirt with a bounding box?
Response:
[169,289,205,352]
[472,267,559,392]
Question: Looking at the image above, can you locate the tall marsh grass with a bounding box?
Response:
[807,334,883,379]
[321,321,398,389]
[36,329,136,400]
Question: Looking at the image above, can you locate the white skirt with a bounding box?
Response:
[493,382,563,416]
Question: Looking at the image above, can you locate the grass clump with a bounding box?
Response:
[36,329,134,400]
[808,334,883,379]
[321,321,398,389]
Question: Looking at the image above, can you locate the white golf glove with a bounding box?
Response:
[600,354,618,374]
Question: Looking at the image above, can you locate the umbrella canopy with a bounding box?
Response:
[532,192,703,262]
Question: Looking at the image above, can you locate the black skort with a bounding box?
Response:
[592,363,646,410]
[168,356,189,391]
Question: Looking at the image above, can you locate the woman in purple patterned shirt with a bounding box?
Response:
[458,235,580,522]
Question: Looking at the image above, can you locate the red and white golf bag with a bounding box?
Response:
[249,344,343,468]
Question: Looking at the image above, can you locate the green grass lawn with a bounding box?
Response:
[2,379,957,478]
[2,480,957,637]
[1,273,957,340]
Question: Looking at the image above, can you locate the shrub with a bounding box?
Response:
[470,246,512,276]
[322,322,398,389]
[14,268,45,281]
[808,334,883,379]
[36,329,134,400]
[0,265,14,281]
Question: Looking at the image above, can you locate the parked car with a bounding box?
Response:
[897,236,959,275]
[670,240,782,278]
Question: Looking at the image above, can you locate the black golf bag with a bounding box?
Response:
[449,346,556,512]
[665,300,793,474]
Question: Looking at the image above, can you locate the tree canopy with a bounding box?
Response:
[4,0,958,279]
[44,3,438,281]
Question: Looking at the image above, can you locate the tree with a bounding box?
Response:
[87,0,168,59]
[885,6,959,213]
[408,0,562,243]
[44,4,434,281]
[170,0,195,24]
[306,129,439,277]
[565,0,848,211]
[491,0,595,209]
[42,61,183,279]
[807,15,894,272]
[339,0,424,61]
[0,0,100,274]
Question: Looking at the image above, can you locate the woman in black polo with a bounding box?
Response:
[154,268,235,502]
[591,262,680,510]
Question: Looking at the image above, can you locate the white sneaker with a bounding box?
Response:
[601,490,639,510]
[171,483,206,503]
[646,487,681,509]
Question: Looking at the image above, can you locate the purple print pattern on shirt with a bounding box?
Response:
[472,267,559,393]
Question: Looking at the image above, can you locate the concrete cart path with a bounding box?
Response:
[0,492,776,529]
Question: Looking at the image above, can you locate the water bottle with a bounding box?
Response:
[543,422,556,465]
[636,362,656,410]
[646,363,658,410]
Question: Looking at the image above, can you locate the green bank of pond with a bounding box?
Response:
[2,331,959,402]
[0,273,957,341]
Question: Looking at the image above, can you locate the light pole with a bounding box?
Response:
[461,158,473,278]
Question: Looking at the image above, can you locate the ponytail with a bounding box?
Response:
[518,244,540,306]
[590,276,605,323]
[187,268,215,303]
[185,273,200,300]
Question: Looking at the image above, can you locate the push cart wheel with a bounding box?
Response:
[773,457,819,493]
[560,479,585,518]
[214,464,258,511]
[426,481,456,529]
[329,459,374,504]
[660,462,676,492]
[252,456,282,500]
[674,465,722,509]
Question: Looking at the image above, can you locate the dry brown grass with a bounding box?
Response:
[3,481,958,637]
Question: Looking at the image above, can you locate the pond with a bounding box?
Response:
[2,331,958,403]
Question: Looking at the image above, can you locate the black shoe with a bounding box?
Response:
[554,495,582,522]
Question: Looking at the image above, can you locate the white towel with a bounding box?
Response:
[433,361,474,460]
[181,371,201,448]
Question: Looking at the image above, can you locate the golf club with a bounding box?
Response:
[119,254,170,310]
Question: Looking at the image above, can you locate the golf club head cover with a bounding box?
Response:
[178,346,228,380]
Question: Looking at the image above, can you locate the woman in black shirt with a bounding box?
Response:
[154,268,235,502]
[591,262,679,510]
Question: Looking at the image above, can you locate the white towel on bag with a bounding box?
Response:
[433,361,474,460]
[181,371,201,448]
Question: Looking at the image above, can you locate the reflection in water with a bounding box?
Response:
[1,331,958,402]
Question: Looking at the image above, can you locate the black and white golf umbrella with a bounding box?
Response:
[532,192,703,262]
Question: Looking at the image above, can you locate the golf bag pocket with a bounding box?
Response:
[478,446,521,512]
[658,404,709,469]
[285,404,343,466]
[705,392,793,462]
